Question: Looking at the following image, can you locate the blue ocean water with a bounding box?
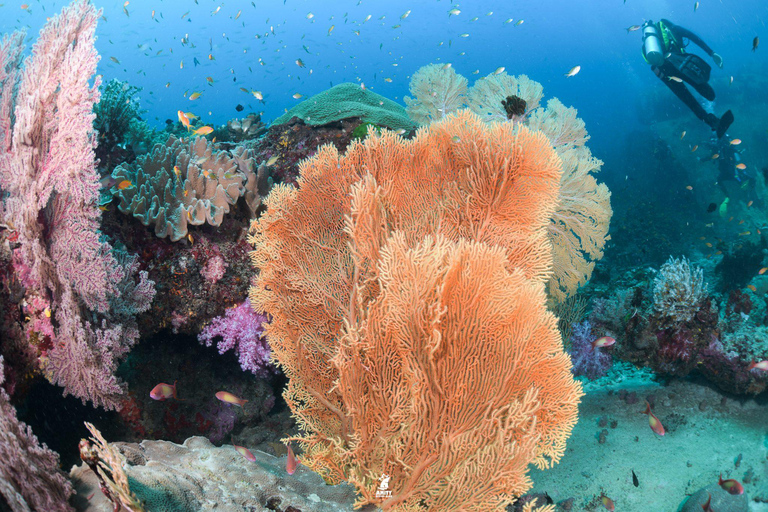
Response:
[2,1,768,510]
[3,0,764,176]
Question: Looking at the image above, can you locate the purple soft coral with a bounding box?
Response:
[199,299,274,377]
[568,320,613,380]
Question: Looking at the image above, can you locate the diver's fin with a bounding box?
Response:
[716,110,734,139]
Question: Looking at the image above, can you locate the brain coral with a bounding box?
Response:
[112,136,251,241]
[273,82,416,131]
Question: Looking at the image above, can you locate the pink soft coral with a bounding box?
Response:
[199,299,274,377]
[0,356,75,511]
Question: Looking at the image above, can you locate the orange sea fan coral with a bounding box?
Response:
[334,226,582,510]
[248,110,581,510]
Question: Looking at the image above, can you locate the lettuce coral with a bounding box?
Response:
[112,136,252,241]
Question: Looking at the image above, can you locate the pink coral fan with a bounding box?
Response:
[0,356,75,511]
[198,299,274,377]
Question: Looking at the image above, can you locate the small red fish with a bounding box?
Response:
[117,179,133,190]
[150,381,180,401]
[641,401,665,436]
[286,444,300,475]
[215,391,248,407]
[591,336,616,350]
[718,473,744,495]
[748,360,768,371]
[600,494,615,511]
[233,444,256,462]
[701,493,714,511]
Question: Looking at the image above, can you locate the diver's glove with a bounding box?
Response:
[712,52,724,68]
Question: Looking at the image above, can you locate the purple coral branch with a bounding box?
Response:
[199,299,274,377]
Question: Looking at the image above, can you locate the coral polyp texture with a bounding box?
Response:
[653,256,708,323]
[249,110,582,510]
[112,135,251,241]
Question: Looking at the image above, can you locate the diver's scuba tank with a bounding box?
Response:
[642,21,665,67]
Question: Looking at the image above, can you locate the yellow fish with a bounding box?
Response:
[292,93,303,99]
[215,391,248,407]
[267,155,279,166]
[189,92,202,100]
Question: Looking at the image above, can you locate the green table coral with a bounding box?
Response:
[273,83,415,132]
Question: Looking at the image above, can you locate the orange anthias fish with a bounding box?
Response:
[215,391,248,407]
[192,126,213,136]
[233,444,256,462]
[600,494,615,511]
[150,381,180,401]
[286,444,300,475]
[177,110,191,131]
[718,473,744,495]
[641,401,665,436]
[591,336,616,350]
[747,360,768,371]
[117,180,133,190]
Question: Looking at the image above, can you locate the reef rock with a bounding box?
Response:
[680,482,747,512]
[70,436,375,512]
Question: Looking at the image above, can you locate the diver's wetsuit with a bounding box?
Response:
[646,19,719,128]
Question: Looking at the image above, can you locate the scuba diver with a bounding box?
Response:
[642,19,733,139]
[704,137,756,201]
